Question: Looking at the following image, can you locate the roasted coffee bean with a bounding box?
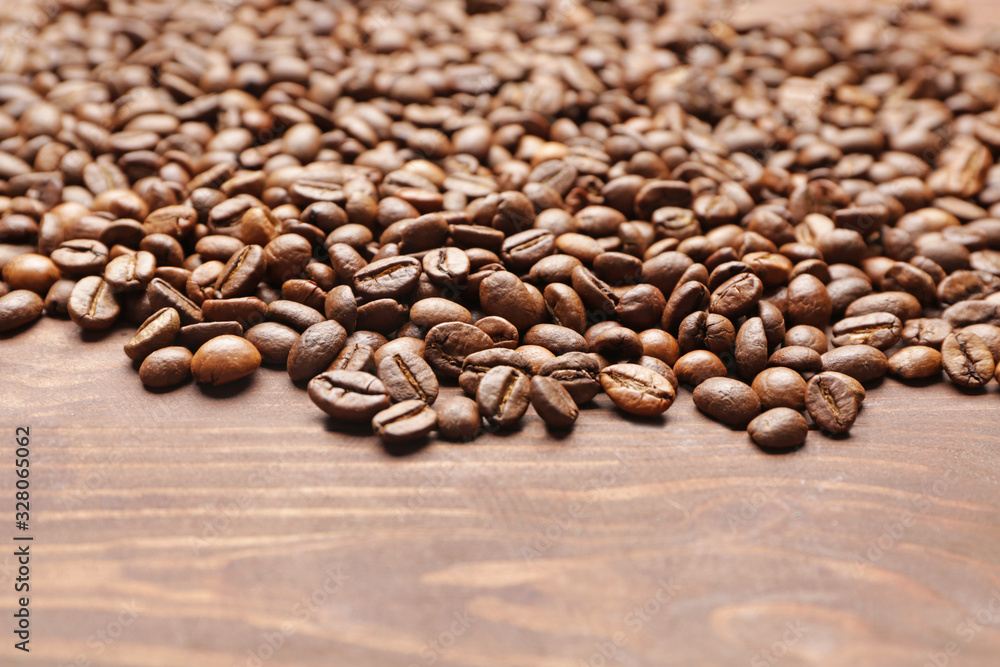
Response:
[475,316,519,349]
[662,280,711,333]
[751,367,807,411]
[287,320,348,382]
[831,312,902,350]
[827,277,874,316]
[678,311,735,355]
[424,321,493,378]
[68,276,120,330]
[191,335,261,386]
[263,234,312,284]
[324,285,358,332]
[372,400,437,443]
[147,277,202,325]
[281,279,327,312]
[845,291,922,321]
[806,372,860,434]
[328,344,377,374]
[674,350,728,386]
[636,356,679,390]
[410,298,473,329]
[477,365,531,428]
[530,375,579,428]
[480,270,538,333]
[436,396,482,441]
[124,307,180,360]
[900,318,952,348]
[599,363,676,417]
[591,326,643,361]
[50,239,109,276]
[202,297,268,327]
[962,324,1000,362]
[616,284,666,330]
[820,345,889,383]
[423,247,470,287]
[307,371,391,421]
[176,322,244,350]
[459,348,532,395]
[571,265,618,316]
[354,256,421,300]
[378,352,439,404]
[709,272,763,320]
[692,377,761,427]
[783,325,828,353]
[44,279,75,316]
[373,338,425,366]
[888,346,943,380]
[639,329,681,366]
[215,245,267,299]
[748,408,809,450]
[785,274,832,328]
[0,289,44,332]
[139,346,193,389]
[942,299,1000,328]
[186,261,225,305]
[268,300,325,332]
[768,346,823,373]
[539,352,602,404]
[523,324,588,355]
[941,331,995,388]
[735,317,768,380]
[3,253,60,294]
[246,322,300,365]
[501,229,555,272]
[544,283,587,334]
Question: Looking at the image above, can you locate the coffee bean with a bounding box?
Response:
[44,279,75,316]
[0,289,44,332]
[138,346,193,389]
[942,299,1000,328]
[68,276,120,330]
[423,247,470,287]
[246,322,300,365]
[50,239,109,276]
[147,277,202,325]
[523,324,588,355]
[961,324,1000,362]
[735,317,768,380]
[591,326,643,361]
[768,346,823,373]
[307,370,391,421]
[436,396,482,441]
[674,350,727,387]
[570,265,618,317]
[543,283,587,334]
[176,321,244,350]
[124,307,180,360]
[806,372,860,434]
[477,365,531,428]
[941,331,995,388]
[410,298,472,329]
[783,325,828,353]
[459,348,532,395]
[530,375,579,428]
[424,321,493,378]
[480,270,537,333]
[820,345,889,383]
[710,272,763,320]
[354,256,422,300]
[328,344,377,374]
[845,291,922,321]
[539,352,602,404]
[268,300,325,332]
[888,346,943,380]
[900,318,953,348]
[378,352,439,404]
[263,234,313,284]
[324,284,358,332]
[751,365,807,411]
[747,408,808,450]
[2,253,60,294]
[692,377,761,427]
[662,280,711,333]
[287,320,348,382]
[785,274,832,328]
[372,400,437,444]
[599,363,676,416]
[214,245,267,299]
[202,297,268,327]
[191,335,261,385]
[616,284,666,330]
[831,312,903,350]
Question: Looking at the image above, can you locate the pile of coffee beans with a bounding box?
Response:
[1,0,999,450]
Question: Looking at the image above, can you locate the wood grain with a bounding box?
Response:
[2,2,1000,667]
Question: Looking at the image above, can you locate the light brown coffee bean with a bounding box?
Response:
[191,335,261,385]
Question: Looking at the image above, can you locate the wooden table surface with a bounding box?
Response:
[3,2,1000,666]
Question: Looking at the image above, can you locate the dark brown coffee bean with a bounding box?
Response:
[677,311,735,355]
[768,346,823,373]
[0,289,44,332]
[147,277,203,325]
[543,283,587,333]
[328,344,377,374]
[941,331,995,388]
[501,229,555,272]
[845,291,922,321]
[900,318,952,348]
[328,243,367,285]
[307,371,391,421]
[2,253,60,294]
[424,321,493,378]
[378,352,439,404]
[785,274,832,328]
[820,345,889,383]
[709,272,762,320]
[477,365,531,428]
[459,348,532,395]
[125,307,180,361]
[599,363,676,417]
[529,254,583,284]
[68,276,120,330]
[735,317,768,380]
[636,356,679,390]
[783,325,828,353]
[215,244,267,299]
[263,234,313,284]
[176,322,244,350]
[410,298,473,329]
[831,312,903,350]
[692,377,761,427]
[191,334,261,385]
[674,350,728,386]
[662,280,711,333]
[475,316,519,349]
[523,324,588,355]
[422,247,470,287]
[539,352,602,404]
[372,400,437,443]
[888,346,942,380]
[202,297,268,328]
[616,284,666,330]
[246,322,300,365]
[962,324,1000,362]
[281,279,327,312]
[751,367,807,411]
[324,285,358,332]
[570,265,618,317]
[942,299,1000,328]
[748,408,809,450]
[287,320,348,382]
[354,256,422,300]
[806,373,860,434]
[530,375,579,428]
[43,279,75,316]
[436,396,481,441]
[591,326,643,361]
[139,346,193,389]
[373,338,425,366]
[50,239,109,276]
[480,271,539,334]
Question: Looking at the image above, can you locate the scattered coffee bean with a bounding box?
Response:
[530,375,579,428]
[941,331,996,388]
[599,363,676,417]
[693,377,761,427]
[378,352,439,404]
[436,396,482,441]
[806,373,860,434]
[372,400,437,444]
[748,408,809,450]
[308,371,391,421]
[820,345,889,383]
[477,365,531,428]
[139,346,193,389]
[191,335,261,386]
[0,290,44,332]
[888,346,943,380]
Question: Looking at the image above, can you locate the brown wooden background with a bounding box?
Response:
[3,1,1000,666]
